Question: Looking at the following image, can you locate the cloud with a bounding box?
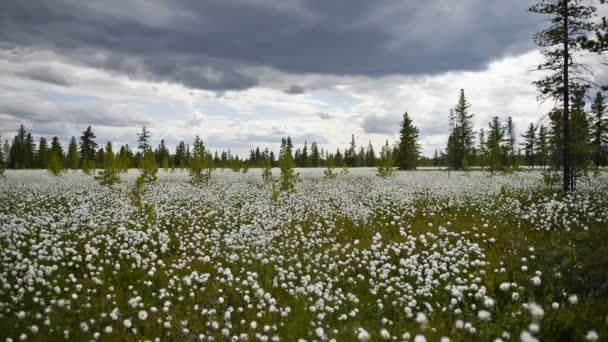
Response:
[15,65,72,87]
[316,112,333,120]
[284,85,306,94]
[361,115,400,134]
[0,0,540,91]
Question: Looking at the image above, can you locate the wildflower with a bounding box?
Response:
[137,310,148,321]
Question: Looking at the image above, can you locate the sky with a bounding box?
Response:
[0,0,597,157]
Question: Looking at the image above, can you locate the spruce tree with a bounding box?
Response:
[95,142,120,186]
[570,85,592,180]
[377,140,396,178]
[537,124,550,169]
[311,142,320,167]
[397,112,420,170]
[522,123,538,168]
[279,137,298,191]
[446,90,475,170]
[36,137,49,169]
[529,0,596,191]
[189,135,213,184]
[48,149,63,176]
[590,91,607,166]
[79,126,98,170]
[366,141,377,167]
[67,137,79,170]
[137,125,151,152]
[486,116,504,175]
[505,117,518,170]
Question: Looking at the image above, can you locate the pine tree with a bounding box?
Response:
[529,0,596,191]
[301,141,309,167]
[50,137,64,164]
[377,140,396,178]
[279,137,298,191]
[24,133,35,169]
[487,116,504,175]
[79,126,98,170]
[67,137,79,170]
[570,84,592,180]
[505,117,518,170]
[446,90,475,170]
[310,142,320,167]
[396,112,420,170]
[137,125,151,152]
[365,141,376,167]
[9,125,28,169]
[590,91,607,166]
[189,135,214,184]
[537,124,550,169]
[95,142,120,185]
[36,137,49,169]
[522,123,538,168]
[48,149,63,176]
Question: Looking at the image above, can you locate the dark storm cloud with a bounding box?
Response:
[0,0,539,91]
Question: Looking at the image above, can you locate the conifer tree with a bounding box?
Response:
[366,141,377,167]
[487,116,504,175]
[67,137,79,170]
[9,125,28,169]
[323,156,337,179]
[570,84,592,180]
[446,90,475,170]
[537,124,550,169]
[189,135,213,184]
[529,0,596,190]
[377,140,396,178]
[37,137,49,169]
[522,123,538,168]
[590,91,607,166]
[137,125,151,152]
[95,142,120,185]
[279,137,298,191]
[505,117,518,170]
[396,112,420,170]
[24,133,35,168]
[79,126,98,171]
[48,149,63,176]
[311,142,320,167]
[478,128,487,170]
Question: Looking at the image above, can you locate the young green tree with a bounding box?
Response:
[521,123,538,168]
[189,135,214,184]
[590,91,607,166]
[323,156,337,179]
[377,140,396,178]
[48,149,63,176]
[94,142,120,185]
[529,0,596,191]
[396,112,420,170]
[279,137,298,191]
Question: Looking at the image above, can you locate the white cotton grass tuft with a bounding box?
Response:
[356,327,370,342]
[478,310,491,321]
[585,330,599,341]
[137,310,148,321]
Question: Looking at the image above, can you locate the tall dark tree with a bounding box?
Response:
[67,136,79,170]
[79,126,98,167]
[310,142,320,167]
[570,84,592,179]
[590,91,608,166]
[486,116,504,174]
[504,117,517,169]
[137,125,151,152]
[446,90,475,170]
[537,124,550,169]
[529,0,596,191]
[366,141,377,167]
[396,112,420,170]
[522,123,538,168]
[36,137,49,169]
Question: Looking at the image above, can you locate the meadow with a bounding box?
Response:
[0,169,607,341]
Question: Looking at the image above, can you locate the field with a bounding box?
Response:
[1,169,607,341]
